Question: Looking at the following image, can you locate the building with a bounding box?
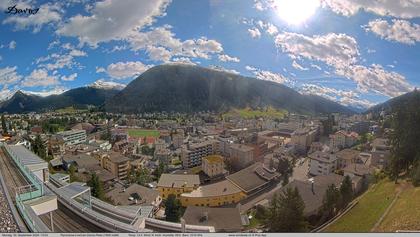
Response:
[106,183,162,208]
[308,151,338,176]
[101,152,131,180]
[180,180,245,207]
[181,140,218,168]
[57,129,87,146]
[329,130,359,151]
[336,149,360,169]
[264,174,344,217]
[291,127,318,151]
[201,155,227,178]
[226,162,279,196]
[370,138,391,168]
[172,133,184,149]
[182,206,244,232]
[227,144,254,171]
[157,174,200,199]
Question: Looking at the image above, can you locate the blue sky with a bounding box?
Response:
[0,0,419,109]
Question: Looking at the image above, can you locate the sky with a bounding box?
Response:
[0,0,419,109]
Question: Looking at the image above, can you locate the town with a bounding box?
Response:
[0,108,392,232]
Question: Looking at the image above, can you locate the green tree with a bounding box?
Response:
[153,161,166,180]
[68,164,79,182]
[1,114,7,134]
[277,158,293,186]
[164,194,182,222]
[319,184,340,223]
[410,161,420,187]
[388,91,420,183]
[339,175,353,209]
[32,134,47,160]
[265,187,308,232]
[87,173,105,200]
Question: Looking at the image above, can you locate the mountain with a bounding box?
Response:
[0,87,120,113]
[105,64,353,115]
[365,89,420,115]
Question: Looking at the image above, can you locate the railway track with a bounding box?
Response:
[0,147,103,233]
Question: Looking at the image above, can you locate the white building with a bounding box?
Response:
[57,129,87,146]
[308,151,338,176]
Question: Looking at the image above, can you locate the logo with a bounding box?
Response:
[5,5,39,15]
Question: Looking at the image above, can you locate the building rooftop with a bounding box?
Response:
[226,162,279,194]
[107,152,131,164]
[308,151,337,163]
[181,180,242,198]
[229,143,254,152]
[106,184,160,206]
[182,206,243,232]
[6,145,48,170]
[203,155,224,164]
[336,149,360,161]
[62,153,101,169]
[157,174,200,188]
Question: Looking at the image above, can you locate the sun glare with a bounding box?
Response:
[275,0,320,25]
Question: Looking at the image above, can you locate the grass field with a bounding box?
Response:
[56,106,87,113]
[376,184,420,232]
[325,179,397,232]
[223,107,287,120]
[128,129,160,138]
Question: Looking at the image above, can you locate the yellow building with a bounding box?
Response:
[180,180,246,207]
[202,155,227,178]
[157,174,200,199]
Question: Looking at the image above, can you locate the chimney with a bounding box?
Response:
[180,218,186,233]
[311,180,315,194]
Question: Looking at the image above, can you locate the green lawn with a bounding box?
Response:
[223,107,287,120]
[325,179,397,232]
[376,185,420,232]
[128,129,160,138]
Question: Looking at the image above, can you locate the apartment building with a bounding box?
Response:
[181,140,218,168]
[330,130,359,151]
[308,151,338,176]
[101,152,131,180]
[202,155,227,178]
[227,143,254,171]
[291,127,318,151]
[57,129,87,146]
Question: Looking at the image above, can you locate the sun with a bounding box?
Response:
[275,0,320,25]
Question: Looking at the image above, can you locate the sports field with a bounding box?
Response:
[128,129,160,137]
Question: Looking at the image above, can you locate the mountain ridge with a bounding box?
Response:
[105,64,354,115]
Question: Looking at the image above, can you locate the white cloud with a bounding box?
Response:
[89,79,126,90]
[8,40,16,49]
[301,84,375,109]
[0,66,22,85]
[170,57,197,65]
[218,54,240,62]
[126,26,225,62]
[256,20,278,36]
[57,0,171,47]
[3,3,62,33]
[364,19,420,45]
[310,64,322,70]
[336,64,413,97]
[22,87,67,97]
[248,27,261,39]
[0,86,13,102]
[246,65,289,84]
[61,73,77,81]
[292,60,309,71]
[321,0,420,18]
[22,68,59,87]
[35,46,87,71]
[106,61,152,79]
[275,32,360,68]
[209,65,240,75]
[96,66,106,73]
[275,31,413,97]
